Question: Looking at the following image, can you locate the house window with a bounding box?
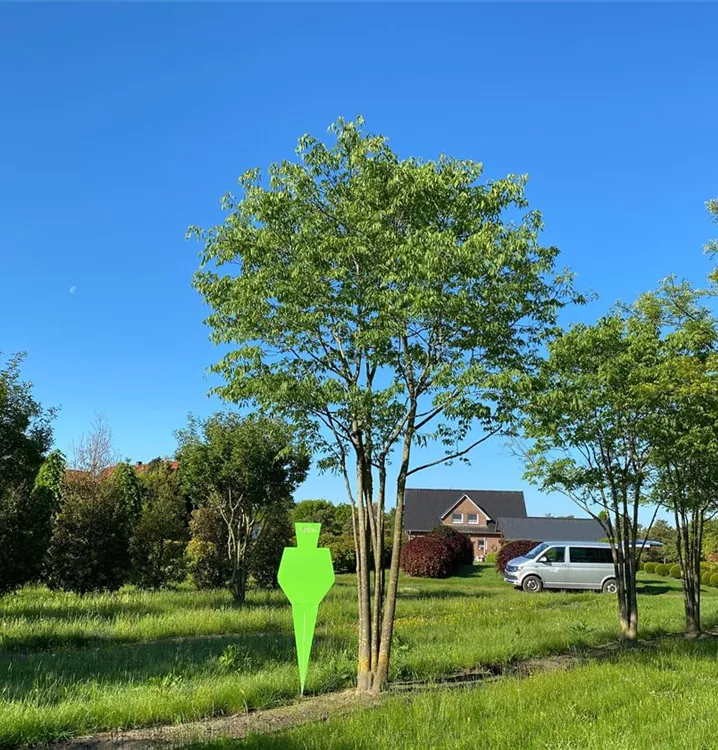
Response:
[452,513,463,524]
[477,539,486,549]
[467,513,479,524]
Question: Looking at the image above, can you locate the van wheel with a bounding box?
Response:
[602,578,618,594]
[522,575,543,593]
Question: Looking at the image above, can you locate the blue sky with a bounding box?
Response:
[1,3,716,519]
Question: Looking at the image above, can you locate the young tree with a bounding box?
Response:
[517,306,662,641]
[642,283,718,635]
[70,413,120,479]
[177,413,309,603]
[190,117,579,690]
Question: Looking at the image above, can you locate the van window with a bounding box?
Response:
[569,547,613,564]
[541,546,565,563]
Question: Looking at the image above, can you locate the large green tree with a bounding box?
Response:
[176,413,309,603]
[191,117,579,691]
[518,304,663,641]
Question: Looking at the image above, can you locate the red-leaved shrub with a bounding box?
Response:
[496,539,540,574]
[400,536,454,579]
[430,526,474,565]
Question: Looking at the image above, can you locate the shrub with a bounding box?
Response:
[643,562,657,574]
[670,564,682,579]
[327,534,357,574]
[484,552,498,564]
[710,573,718,588]
[655,564,670,577]
[187,505,231,589]
[251,509,293,589]
[45,475,133,594]
[0,483,55,594]
[430,526,474,565]
[400,536,454,579]
[130,467,189,589]
[496,540,540,574]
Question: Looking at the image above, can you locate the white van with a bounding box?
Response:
[503,541,617,593]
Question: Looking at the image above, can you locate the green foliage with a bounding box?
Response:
[177,413,309,602]
[45,475,133,593]
[643,562,657,574]
[33,450,66,507]
[484,552,497,564]
[190,114,579,521]
[0,483,55,594]
[291,499,352,537]
[639,520,677,563]
[0,352,54,494]
[327,534,357,574]
[130,464,189,589]
[400,536,454,579]
[655,564,670,577]
[669,564,682,579]
[109,461,143,520]
[709,573,718,587]
[186,505,231,589]
[250,507,293,589]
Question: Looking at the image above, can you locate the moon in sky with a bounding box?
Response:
[69,286,78,294]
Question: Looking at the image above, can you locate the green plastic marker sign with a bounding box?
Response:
[277,523,335,695]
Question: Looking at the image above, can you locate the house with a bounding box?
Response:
[403,487,605,561]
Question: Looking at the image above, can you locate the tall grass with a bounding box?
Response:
[227,638,718,750]
[0,567,713,747]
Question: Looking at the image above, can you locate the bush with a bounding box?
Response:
[251,509,293,589]
[187,505,231,589]
[709,573,718,588]
[643,562,657,574]
[655,564,670,577]
[430,526,474,565]
[0,483,55,594]
[496,540,540,574]
[45,475,133,593]
[130,467,189,589]
[670,564,682,579]
[484,552,497,564]
[400,536,454,578]
[327,534,357,574]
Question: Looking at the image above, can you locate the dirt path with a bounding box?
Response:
[36,632,715,750]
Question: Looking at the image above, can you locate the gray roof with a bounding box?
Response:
[403,488,527,532]
[496,516,605,542]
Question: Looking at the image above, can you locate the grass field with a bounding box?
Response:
[214,638,718,750]
[0,566,715,747]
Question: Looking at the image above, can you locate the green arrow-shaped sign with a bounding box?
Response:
[277,523,335,695]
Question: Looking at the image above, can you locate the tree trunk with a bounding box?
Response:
[354,444,373,692]
[371,422,413,694]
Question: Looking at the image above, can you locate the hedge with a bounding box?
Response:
[709,573,718,588]
[643,562,657,575]
[669,564,682,579]
[496,540,540,574]
[430,526,474,565]
[400,536,454,579]
[655,564,670,577]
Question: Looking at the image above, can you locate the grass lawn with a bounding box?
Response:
[215,638,718,750]
[0,566,714,747]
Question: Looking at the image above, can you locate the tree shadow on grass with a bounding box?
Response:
[0,630,355,702]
